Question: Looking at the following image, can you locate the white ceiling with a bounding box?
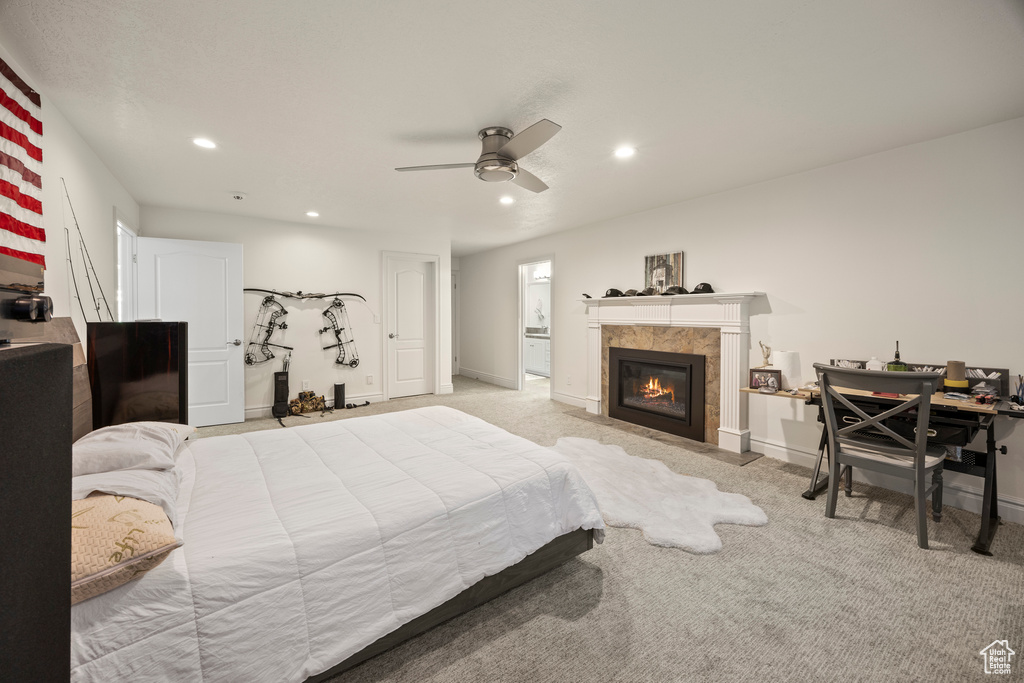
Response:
[2,1,1023,256]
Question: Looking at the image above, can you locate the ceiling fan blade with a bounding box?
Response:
[395,163,475,172]
[498,119,561,160]
[511,168,549,193]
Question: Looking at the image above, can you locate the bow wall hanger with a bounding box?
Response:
[319,297,359,367]
[244,296,293,365]
[243,288,366,301]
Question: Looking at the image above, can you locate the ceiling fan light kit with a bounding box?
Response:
[475,158,517,182]
[395,119,561,193]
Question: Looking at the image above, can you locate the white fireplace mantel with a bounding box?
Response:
[582,292,765,453]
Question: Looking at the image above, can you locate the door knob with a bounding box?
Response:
[388,333,398,339]
[228,339,242,346]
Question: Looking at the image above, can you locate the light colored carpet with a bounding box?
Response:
[199,376,1024,682]
[551,436,767,553]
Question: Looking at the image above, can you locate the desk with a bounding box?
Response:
[743,386,1021,555]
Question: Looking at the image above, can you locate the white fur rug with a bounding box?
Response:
[552,437,768,553]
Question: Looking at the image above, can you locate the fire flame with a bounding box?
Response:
[640,376,674,402]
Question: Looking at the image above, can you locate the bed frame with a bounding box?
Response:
[306,527,595,681]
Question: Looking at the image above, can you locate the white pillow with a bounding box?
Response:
[73,468,182,530]
[72,422,195,477]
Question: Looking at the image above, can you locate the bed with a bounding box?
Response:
[70,405,605,682]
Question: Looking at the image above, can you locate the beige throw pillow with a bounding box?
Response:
[71,494,181,605]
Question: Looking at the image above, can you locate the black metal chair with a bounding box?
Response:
[812,363,945,549]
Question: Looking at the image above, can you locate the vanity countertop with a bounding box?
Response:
[525,333,550,340]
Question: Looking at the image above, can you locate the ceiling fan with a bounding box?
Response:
[395,119,561,193]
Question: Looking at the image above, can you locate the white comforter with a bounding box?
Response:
[71,406,604,682]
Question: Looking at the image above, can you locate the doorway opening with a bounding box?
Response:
[451,269,460,376]
[115,220,137,322]
[518,259,551,392]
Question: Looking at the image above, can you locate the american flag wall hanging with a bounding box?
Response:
[0,54,44,279]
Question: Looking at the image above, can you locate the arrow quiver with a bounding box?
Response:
[272,353,291,421]
[319,297,359,367]
[245,296,293,365]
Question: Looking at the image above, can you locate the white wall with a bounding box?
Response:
[140,207,452,415]
[459,116,1024,519]
[0,42,139,341]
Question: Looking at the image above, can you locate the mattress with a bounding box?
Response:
[71,406,604,682]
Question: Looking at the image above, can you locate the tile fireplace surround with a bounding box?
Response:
[583,293,764,453]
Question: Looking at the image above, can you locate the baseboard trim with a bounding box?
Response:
[751,437,1024,526]
[438,383,454,395]
[751,438,819,469]
[458,367,517,389]
[245,406,273,420]
[551,391,586,409]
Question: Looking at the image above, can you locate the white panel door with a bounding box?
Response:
[387,256,434,398]
[137,237,244,427]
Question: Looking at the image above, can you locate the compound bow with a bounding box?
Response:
[318,297,359,367]
[244,296,294,365]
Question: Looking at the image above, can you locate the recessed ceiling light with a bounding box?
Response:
[614,146,636,158]
[499,196,514,205]
[193,138,216,149]
[306,211,319,217]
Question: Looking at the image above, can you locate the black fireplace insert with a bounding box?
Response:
[608,347,705,441]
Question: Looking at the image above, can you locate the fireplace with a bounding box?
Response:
[585,292,762,452]
[608,347,705,441]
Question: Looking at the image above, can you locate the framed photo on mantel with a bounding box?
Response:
[644,252,683,294]
[750,367,782,392]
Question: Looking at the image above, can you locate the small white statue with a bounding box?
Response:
[759,341,771,368]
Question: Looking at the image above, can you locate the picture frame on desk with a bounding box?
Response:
[750,368,782,392]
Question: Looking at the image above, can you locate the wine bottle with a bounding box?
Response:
[886,341,908,372]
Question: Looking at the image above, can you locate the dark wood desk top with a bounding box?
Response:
[741,386,1014,416]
